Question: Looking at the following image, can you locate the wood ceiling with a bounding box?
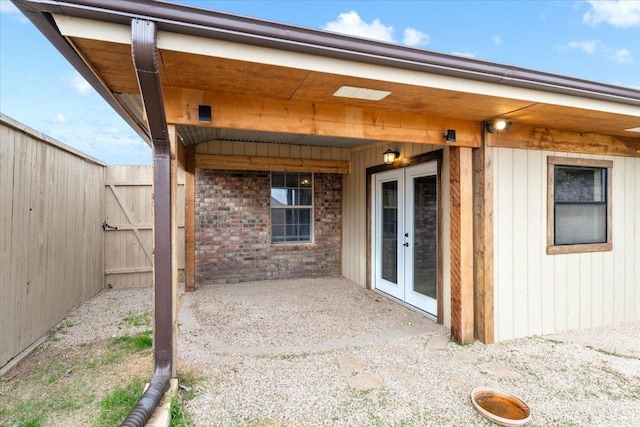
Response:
[71,37,640,147]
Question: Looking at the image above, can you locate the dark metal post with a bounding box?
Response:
[120,18,173,427]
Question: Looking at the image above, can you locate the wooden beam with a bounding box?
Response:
[163,87,482,148]
[169,125,179,378]
[487,122,640,158]
[449,146,474,344]
[105,267,154,275]
[472,142,494,344]
[195,153,351,174]
[184,145,196,292]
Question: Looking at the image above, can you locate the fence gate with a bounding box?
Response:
[104,166,184,288]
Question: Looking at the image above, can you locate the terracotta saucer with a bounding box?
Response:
[471,387,531,426]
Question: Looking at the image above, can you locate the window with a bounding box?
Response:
[271,172,313,243]
[547,157,612,254]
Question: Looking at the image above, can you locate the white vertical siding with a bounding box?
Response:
[196,140,350,161]
[493,147,640,341]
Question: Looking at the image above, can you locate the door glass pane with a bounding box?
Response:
[381,181,398,283]
[413,176,437,299]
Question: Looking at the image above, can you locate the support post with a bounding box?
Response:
[473,142,495,344]
[152,142,173,376]
[449,146,475,344]
[169,125,179,377]
[184,145,196,292]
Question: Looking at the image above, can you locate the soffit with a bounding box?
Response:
[68,33,640,145]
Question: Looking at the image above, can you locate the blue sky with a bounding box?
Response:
[1,0,639,165]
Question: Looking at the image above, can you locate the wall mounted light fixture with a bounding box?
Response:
[383,148,400,164]
[485,119,512,133]
[443,129,456,143]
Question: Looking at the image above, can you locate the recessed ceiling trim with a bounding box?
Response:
[333,86,391,101]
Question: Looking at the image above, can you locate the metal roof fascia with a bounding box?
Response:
[12,0,640,110]
[10,0,153,146]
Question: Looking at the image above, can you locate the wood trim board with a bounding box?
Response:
[195,153,350,174]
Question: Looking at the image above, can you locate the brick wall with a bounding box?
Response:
[195,169,342,284]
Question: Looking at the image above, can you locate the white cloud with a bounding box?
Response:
[583,0,640,27]
[612,48,633,63]
[324,11,394,43]
[402,28,430,47]
[324,11,431,47]
[567,39,603,54]
[50,113,67,124]
[71,74,93,95]
[492,36,502,46]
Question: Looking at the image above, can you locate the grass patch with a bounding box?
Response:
[110,330,153,352]
[121,311,152,327]
[96,377,146,427]
[0,400,44,427]
[169,369,204,427]
[170,393,189,427]
[47,320,75,342]
[1,328,154,427]
[277,352,310,360]
[0,376,96,427]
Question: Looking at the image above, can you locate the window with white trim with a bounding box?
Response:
[547,156,612,254]
[271,172,313,243]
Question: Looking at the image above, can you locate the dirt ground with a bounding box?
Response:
[2,278,640,426]
[1,338,152,426]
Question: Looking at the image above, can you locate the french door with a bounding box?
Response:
[372,162,438,317]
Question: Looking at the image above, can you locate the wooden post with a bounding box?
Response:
[184,145,196,292]
[169,125,179,377]
[473,142,494,344]
[449,146,475,344]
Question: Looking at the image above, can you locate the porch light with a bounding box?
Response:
[383,148,399,164]
[485,119,512,133]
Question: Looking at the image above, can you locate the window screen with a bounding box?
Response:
[271,172,313,243]
[547,156,612,254]
[554,165,607,245]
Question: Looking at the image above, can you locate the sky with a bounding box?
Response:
[1,0,639,165]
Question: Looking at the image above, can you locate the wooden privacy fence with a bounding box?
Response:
[1,114,188,371]
[103,165,185,288]
[0,114,105,369]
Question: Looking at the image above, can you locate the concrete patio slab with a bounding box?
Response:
[174,277,640,426]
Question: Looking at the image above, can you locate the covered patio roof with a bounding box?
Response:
[13,0,640,151]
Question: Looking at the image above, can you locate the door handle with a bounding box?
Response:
[403,242,409,247]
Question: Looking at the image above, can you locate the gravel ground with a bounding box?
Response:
[51,277,640,426]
